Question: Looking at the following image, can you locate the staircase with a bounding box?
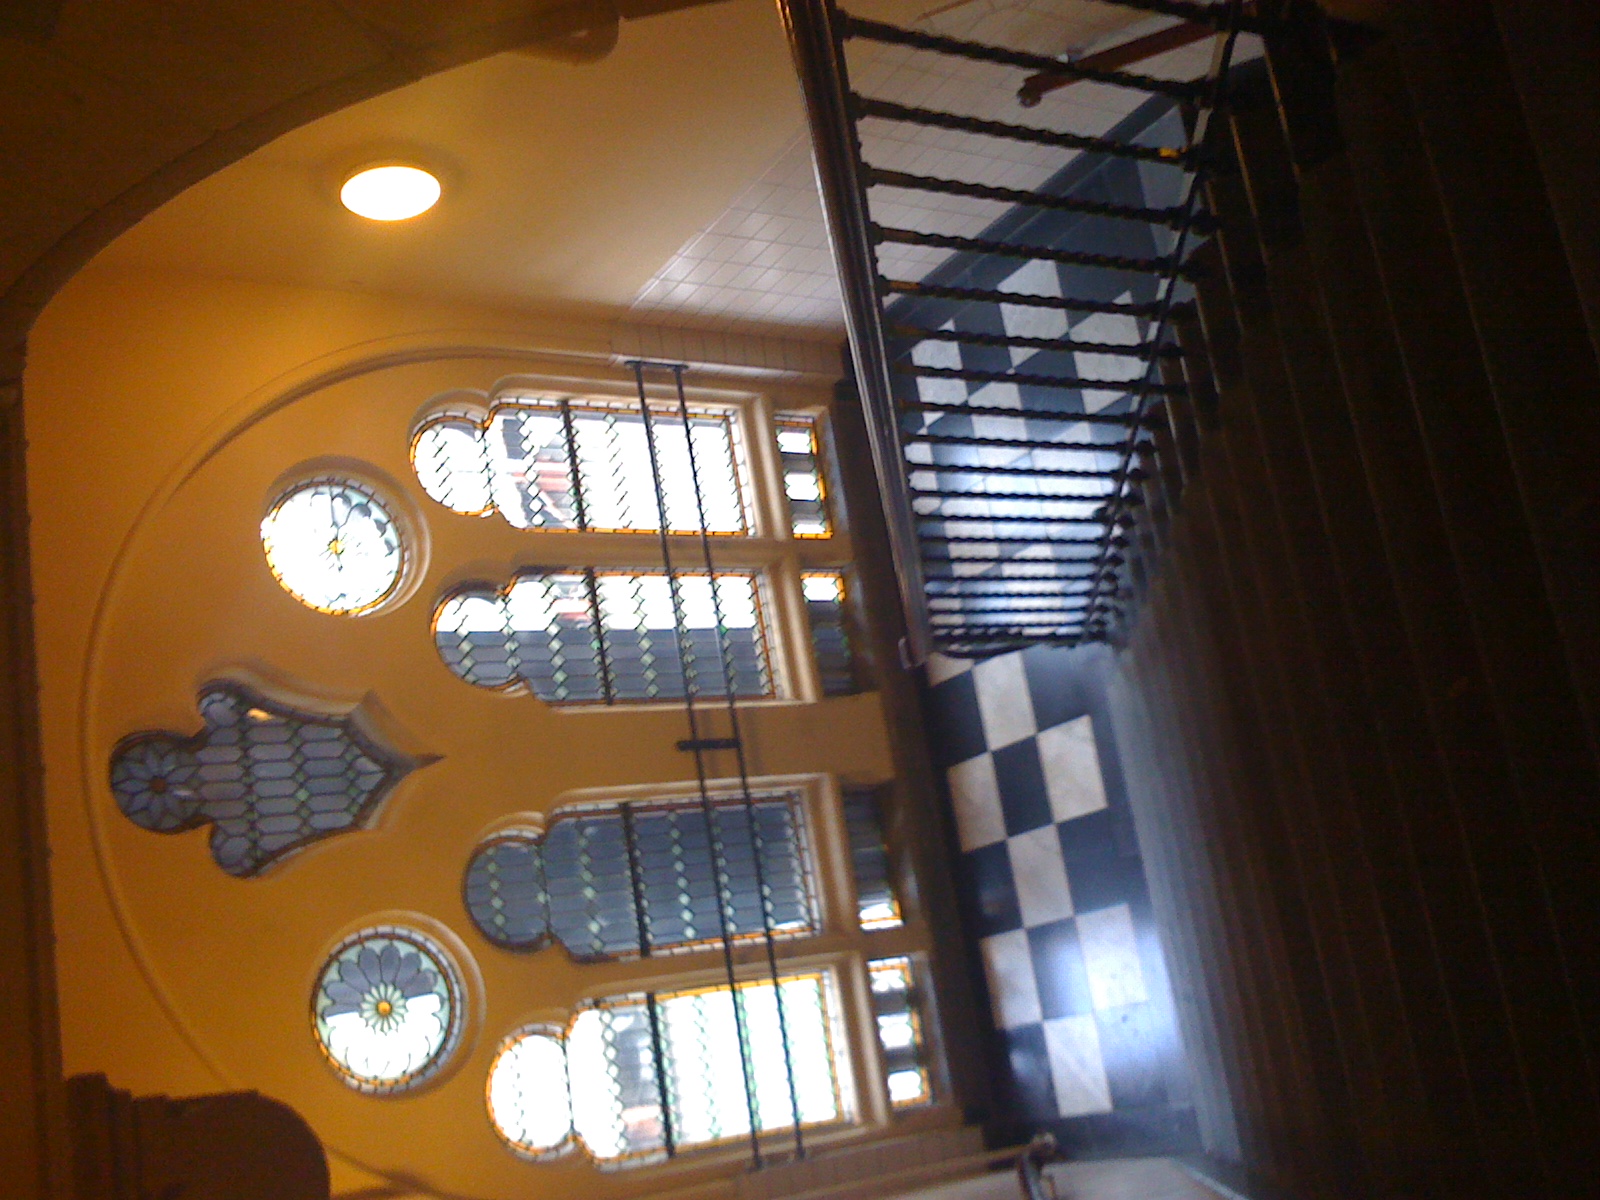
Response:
[779,0,1256,659]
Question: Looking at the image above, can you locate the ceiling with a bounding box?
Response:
[88,0,1216,338]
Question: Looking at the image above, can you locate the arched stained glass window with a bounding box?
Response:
[313,927,462,1095]
[261,478,404,615]
[483,973,844,1168]
[464,831,549,951]
[461,794,815,961]
[433,570,772,703]
[486,1026,573,1159]
[411,397,747,534]
[411,415,495,516]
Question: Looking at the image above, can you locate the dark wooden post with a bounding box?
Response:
[0,361,71,1198]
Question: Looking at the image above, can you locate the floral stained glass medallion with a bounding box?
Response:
[109,681,415,876]
[261,478,405,614]
[313,927,463,1094]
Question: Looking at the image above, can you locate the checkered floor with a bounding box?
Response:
[926,646,1194,1145]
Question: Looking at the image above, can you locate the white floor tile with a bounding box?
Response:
[1042,1014,1114,1117]
[926,653,974,686]
[1038,715,1109,823]
[1077,903,1149,1011]
[980,930,1042,1029]
[948,753,1007,851]
[1008,826,1075,927]
[972,653,1037,750]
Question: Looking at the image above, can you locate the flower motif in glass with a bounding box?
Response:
[313,928,462,1094]
[109,734,202,831]
[262,479,404,614]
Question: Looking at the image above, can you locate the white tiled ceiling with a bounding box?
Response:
[629,0,1231,335]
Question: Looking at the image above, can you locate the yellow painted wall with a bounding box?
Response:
[24,264,944,1198]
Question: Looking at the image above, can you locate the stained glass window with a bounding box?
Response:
[261,478,404,614]
[775,415,830,538]
[463,830,549,951]
[109,681,413,877]
[843,787,902,931]
[868,957,931,1107]
[433,570,773,703]
[487,1026,573,1158]
[411,397,748,534]
[801,572,858,696]
[313,927,462,1095]
[484,972,845,1167]
[462,794,816,961]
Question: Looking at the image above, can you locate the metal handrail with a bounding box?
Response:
[778,0,933,664]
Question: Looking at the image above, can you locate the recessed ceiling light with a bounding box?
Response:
[340,165,441,222]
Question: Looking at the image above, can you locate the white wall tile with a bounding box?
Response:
[1008,826,1074,927]
[1038,714,1108,823]
[980,930,1042,1029]
[972,652,1037,749]
[1077,903,1149,1011]
[948,753,1006,852]
[1042,1015,1113,1116]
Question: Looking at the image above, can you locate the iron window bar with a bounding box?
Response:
[630,360,806,1166]
[780,0,1246,656]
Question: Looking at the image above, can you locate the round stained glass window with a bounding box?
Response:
[313,927,462,1094]
[262,479,404,615]
[486,1025,572,1158]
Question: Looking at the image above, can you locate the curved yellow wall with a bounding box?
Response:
[25,264,934,1198]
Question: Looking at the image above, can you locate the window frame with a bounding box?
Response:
[409,378,858,706]
[476,772,944,1168]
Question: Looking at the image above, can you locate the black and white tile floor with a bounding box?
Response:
[926,644,1195,1152]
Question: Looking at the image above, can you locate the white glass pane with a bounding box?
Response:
[412,418,493,514]
[487,1029,572,1156]
[657,975,840,1148]
[312,929,459,1094]
[262,480,403,614]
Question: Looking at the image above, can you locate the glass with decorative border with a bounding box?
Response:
[312,926,463,1094]
[262,478,405,615]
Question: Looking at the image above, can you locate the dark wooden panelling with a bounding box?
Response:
[1100,5,1600,1196]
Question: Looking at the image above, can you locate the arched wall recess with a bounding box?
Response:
[56,329,901,1200]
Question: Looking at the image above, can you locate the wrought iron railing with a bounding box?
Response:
[780,0,1249,659]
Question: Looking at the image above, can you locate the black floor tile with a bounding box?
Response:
[1064,849,1150,914]
[999,1023,1058,1121]
[993,738,1052,836]
[924,672,987,769]
[963,842,1023,937]
[1058,809,1119,864]
[1028,919,1094,1020]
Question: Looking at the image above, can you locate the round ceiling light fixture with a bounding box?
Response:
[340,164,441,221]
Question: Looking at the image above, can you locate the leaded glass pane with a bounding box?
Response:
[410,398,747,534]
[312,927,461,1095]
[801,572,858,696]
[433,571,772,703]
[568,1000,668,1165]
[464,832,550,950]
[261,479,403,614]
[540,794,815,961]
[109,681,412,877]
[842,787,902,931]
[655,974,841,1147]
[775,415,830,538]
[869,957,931,1107]
[412,416,495,515]
[486,1026,573,1158]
